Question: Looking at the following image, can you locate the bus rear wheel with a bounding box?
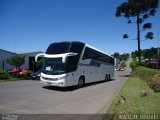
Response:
[105,74,110,81]
[108,74,110,81]
[78,76,85,87]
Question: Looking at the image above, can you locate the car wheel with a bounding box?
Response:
[31,77,35,80]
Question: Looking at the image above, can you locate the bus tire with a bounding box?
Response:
[105,74,108,81]
[78,76,85,87]
[108,74,111,81]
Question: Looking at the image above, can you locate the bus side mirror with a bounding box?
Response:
[35,53,45,62]
[67,52,78,56]
[62,52,78,63]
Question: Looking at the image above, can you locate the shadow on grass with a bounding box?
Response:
[42,79,115,92]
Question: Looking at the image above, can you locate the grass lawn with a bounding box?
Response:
[106,76,160,119]
[0,77,18,82]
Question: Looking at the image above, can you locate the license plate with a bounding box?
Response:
[47,82,51,85]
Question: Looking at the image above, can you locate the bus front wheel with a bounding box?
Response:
[78,76,85,87]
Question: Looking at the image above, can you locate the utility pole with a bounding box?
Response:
[157,32,160,68]
[137,14,141,63]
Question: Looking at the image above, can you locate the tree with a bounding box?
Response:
[120,60,127,68]
[6,54,25,69]
[130,59,139,70]
[112,52,129,61]
[131,50,138,58]
[116,0,158,63]
[112,52,120,58]
[143,47,157,67]
[36,59,43,70]
[132,47,158,59]
[120,53,129,61]
[144,48,157,59]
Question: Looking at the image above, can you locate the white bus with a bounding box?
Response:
[35,41,114,87]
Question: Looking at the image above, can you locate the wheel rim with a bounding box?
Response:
[78,78,84,86]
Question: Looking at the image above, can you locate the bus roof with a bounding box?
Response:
[85,44,114,59]
[51,41,114,59]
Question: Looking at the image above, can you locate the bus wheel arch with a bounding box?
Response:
[78,75,85,87]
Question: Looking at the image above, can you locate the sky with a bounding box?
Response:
[0,0,160,55]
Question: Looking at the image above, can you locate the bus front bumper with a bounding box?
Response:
[40,77,66,87]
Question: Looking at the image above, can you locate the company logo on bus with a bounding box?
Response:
[90,60,101,67]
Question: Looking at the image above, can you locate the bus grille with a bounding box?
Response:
[42,77,58,81]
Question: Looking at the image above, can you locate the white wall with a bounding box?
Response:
[0,50,15,70]
[0,50,43,70]
[21,52,43,70]
[114,58,120,66]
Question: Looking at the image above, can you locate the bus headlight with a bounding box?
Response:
[57,76,66,80]
[51,76,66,81]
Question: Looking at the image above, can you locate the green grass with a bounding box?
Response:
[106,76,160,119]
[131,66,159,83]
[0,77,18,82]
[8,77,18,80]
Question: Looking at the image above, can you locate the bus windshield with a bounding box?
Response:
[46,42,70,54]
[42,58,66,75]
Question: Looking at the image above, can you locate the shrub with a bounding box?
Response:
[131,66,159,83]
[149,74,160,93]
[16,70,32,79]
[0,69,9,80]
[26,70,32,77]
[139,61,145,66]
[131,66,160,92]
[120,60,127,68]
[16,74,26,79]
[130,60,139,71]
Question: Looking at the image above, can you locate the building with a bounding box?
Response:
[0,49,43,71]
[0,49,16,70]
[114,58,120,66]
[145,58,160,68]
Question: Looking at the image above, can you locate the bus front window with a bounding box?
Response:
[42,58,66,75]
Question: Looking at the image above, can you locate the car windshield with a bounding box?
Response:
[42,57,66,75]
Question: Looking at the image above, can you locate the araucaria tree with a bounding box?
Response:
[115,0,158,62]
[6,54,25,69]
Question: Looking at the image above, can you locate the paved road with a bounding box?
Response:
[0,70,130,114]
